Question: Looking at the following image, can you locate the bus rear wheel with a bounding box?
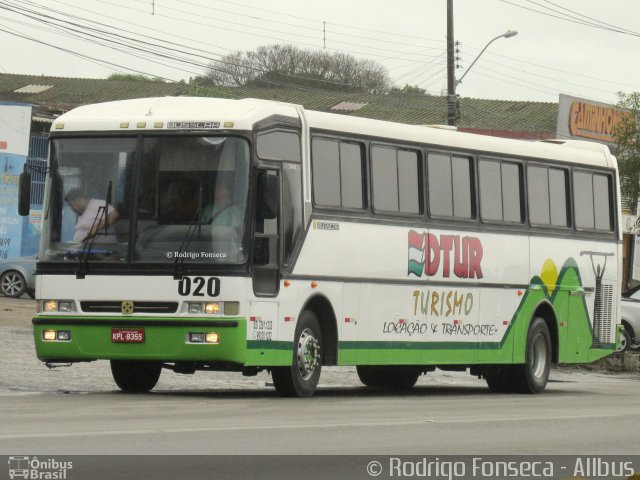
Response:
[271,310,322,398]
[485,366,516,393]
[110,360,162,393]
[514,317,551,394]
[356,366,421,390]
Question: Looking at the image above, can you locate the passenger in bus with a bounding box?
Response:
[64,188,120,243]
[161,181,198,224]
[200,182,242,227]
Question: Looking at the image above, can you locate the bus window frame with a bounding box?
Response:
[571,167,616,234]
[369,141,424,218]
[525,162,573,231]
[425,148,477,223]
[310,134,368,213]
[477,155,526,227]
[256,128,302,163]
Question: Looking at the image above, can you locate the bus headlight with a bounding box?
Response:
[187,332,219,344]
[188,303,203,314]
[43,301,58,312]
[42,330,72,342]
[186,302,238,315]
[188,332,205,343]
[204,302,221,314]
[58,301,74,312]
[56,330,71,341]
[43,330,57,341]
[205,332,220,344]
[40,300,76,313]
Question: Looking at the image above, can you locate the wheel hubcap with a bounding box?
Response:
[2,274,23,296]
[296,328,321,380]
[531,334,548,379]
[618,334,627,352]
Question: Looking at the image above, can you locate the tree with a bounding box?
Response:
[204,44,390,93]
[390,84,427,94]
[614,92,640,211]
[107,73,165,82]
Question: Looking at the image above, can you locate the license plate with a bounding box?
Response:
[111,328,144,343]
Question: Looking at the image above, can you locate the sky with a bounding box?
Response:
[0,0,639,105]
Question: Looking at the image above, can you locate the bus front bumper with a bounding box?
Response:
[33,316,248,365]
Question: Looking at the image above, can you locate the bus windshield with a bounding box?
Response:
[40,136,251,265]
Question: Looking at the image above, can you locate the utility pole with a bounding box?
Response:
[446,0,457,126]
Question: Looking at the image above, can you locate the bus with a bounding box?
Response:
[19,96,623,397]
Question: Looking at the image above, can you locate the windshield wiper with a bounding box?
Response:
[75,182,112,279]
[173,185,205,280]
[172,208,205,280]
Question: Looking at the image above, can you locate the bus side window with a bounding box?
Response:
[312,137,365,210]
[574,171,613,231]
[528,165,569,227]
[427,153,472,219]
[479,158,523,223]
[256,130,301,163]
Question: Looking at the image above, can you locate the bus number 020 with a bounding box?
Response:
[178,277,220,297]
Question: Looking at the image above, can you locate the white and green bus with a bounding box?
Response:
[20,96,623,397]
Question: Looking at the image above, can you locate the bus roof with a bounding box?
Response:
[303,110,614,169]
[52,96,614,169]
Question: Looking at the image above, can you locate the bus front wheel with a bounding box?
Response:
[110,360,162,393]
[271,310,322,398]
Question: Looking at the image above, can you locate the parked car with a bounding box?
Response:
[0,255,36,298]
[620,285,640,352]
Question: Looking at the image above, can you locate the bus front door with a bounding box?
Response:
[252,168,280,297]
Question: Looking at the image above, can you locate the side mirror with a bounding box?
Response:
[18,168,31,216]
[256,170,278,220]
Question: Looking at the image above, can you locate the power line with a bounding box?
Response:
[206,0,446,43]
[460,55,621,98]
[478,48,640,92]
[0,24,178,80]
[172,0,445,50]
[94,0,438,61]
[531,0,640,36]
[499,0,640,37]
[2,0,392,91]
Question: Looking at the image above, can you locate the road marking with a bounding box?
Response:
[0,413,637,440]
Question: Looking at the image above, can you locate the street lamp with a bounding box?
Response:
[447,29,517,126]
[456,30,518,87]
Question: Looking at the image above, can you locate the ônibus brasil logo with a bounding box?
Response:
[408,230,484,279]
[8,456,73,480]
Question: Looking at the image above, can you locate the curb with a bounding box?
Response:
[589,352,640,373]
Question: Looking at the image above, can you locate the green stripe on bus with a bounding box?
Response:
[247,340,293,350]
[339,341,476,350]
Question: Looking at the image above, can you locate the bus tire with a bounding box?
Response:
[110,360,162,393]
[356,366,421,390]
[617,327,631,353]
[356,366,385,388]
[514,317,551,394]
[271,310,322,398]
[485,366,516,393]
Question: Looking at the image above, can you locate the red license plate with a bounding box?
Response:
[111,328,145,343]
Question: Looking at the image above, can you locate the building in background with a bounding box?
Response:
[0,101,40,260]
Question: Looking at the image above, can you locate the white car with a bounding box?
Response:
[0,255,36,298]
[620,286,640,352]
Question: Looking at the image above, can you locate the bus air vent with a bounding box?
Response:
[80,301,179,314]
[592,283,614,345]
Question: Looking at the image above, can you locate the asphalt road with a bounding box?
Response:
[1,296,639,460]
